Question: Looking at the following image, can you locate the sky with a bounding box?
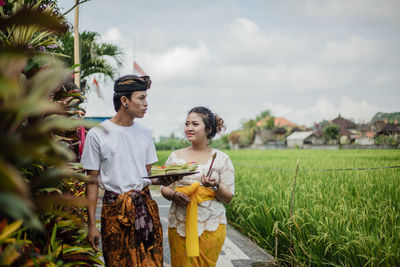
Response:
[58,0,400,140]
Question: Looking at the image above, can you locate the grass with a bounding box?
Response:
[225,149,400,266]
[156,149,400,266]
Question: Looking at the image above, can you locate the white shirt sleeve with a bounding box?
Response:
[219,154,235,195]
[80,130,101,170]
[146,135,158,165]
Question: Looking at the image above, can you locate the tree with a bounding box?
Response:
[55,30,123,94]
[255,109,271,122]
[323,124,339,143]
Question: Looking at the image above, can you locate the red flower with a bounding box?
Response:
[0,1,5,6]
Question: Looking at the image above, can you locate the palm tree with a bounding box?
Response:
[56,30,123,94]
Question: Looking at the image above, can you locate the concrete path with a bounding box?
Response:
[96,189,274,266]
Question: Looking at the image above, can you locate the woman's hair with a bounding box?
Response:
[113,92,133,112]
[188,106,226,139]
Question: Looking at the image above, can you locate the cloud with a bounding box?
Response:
[320,35,380,64]
[100,27,123,43]
[143,41,210,80]
[61,0,399,139]
[218,18,301,65]
[304,0,400,22]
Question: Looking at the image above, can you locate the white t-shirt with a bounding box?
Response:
[81,120,158,194]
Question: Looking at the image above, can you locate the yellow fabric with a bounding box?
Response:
[175,182,215,257]
[168,224,226,267]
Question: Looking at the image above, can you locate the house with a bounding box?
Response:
[330,115,357,144]
[256,117,297,128]
[274,117,297,128]
[286,131,313,148]
[377,123,400,138]
[354,131,375,145]
[305,130,325,145]
[253,117,297,148]
[252,129,275,148]
[274,127,287,140]
[371,120,387,133]
[354,124,375,145]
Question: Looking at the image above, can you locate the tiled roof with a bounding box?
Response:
[274,117,296,127]
[331,116,357,129]
[256,117,297,127]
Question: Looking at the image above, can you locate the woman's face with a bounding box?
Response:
[185,112,208,143]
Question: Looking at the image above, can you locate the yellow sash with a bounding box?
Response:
[175,182,215,257]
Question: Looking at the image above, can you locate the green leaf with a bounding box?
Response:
[0,159,30,197]
[0,8,68,34]
[0,220,23,243]
[0,194,43,231]
[50,222,57,252]
[38,116,98,133]
[0,243,22,266]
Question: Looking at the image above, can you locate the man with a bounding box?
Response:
[81,75,176,266]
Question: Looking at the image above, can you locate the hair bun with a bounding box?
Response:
[214,113,226,134]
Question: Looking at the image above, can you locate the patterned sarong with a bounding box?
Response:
[101,187,163,267]
[168,224,226,267]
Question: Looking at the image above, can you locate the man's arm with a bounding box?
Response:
[146,164,152,176]
[86,170,100,252]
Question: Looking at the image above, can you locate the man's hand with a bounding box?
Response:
[150,174,184,186]
[88,225,101,252]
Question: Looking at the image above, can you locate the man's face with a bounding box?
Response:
[125,90,148,118]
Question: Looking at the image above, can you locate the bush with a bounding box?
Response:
[155,134,189,150]
[375,135,399,146]
[323,124,339,141]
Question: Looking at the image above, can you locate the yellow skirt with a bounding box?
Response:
[168,224,226,267]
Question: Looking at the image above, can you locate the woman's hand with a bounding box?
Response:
[172,191,191,206]
[201,173,219,188]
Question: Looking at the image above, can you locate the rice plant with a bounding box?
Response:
[224,149,400,266]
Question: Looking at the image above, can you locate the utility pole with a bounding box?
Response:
[73,0,81,89]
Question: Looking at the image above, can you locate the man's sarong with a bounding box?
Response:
[101,187,163,267]
[168,224,226,267]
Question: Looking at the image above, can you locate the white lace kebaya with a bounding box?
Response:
[164,149,235,237]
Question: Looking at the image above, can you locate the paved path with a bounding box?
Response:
[96,189,274,266]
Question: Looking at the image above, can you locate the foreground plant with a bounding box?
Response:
[0,2,102,265]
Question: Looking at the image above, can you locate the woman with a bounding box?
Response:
[161,106,235,266]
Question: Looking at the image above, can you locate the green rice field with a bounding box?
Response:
[156,149,400,266]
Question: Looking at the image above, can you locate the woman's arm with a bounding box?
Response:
[213,184,233,204]
[201,174,233,204]
[161,185,191,205]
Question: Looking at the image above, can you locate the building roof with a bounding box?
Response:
[286,131,313,140]
[274,117,297,127]
[256,117,297,127]
[312,129,323,138]
[331,115,357,129]
[365,131,375,138]
[377,124,400,135]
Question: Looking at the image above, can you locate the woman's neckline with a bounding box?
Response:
[174,148,216,165]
